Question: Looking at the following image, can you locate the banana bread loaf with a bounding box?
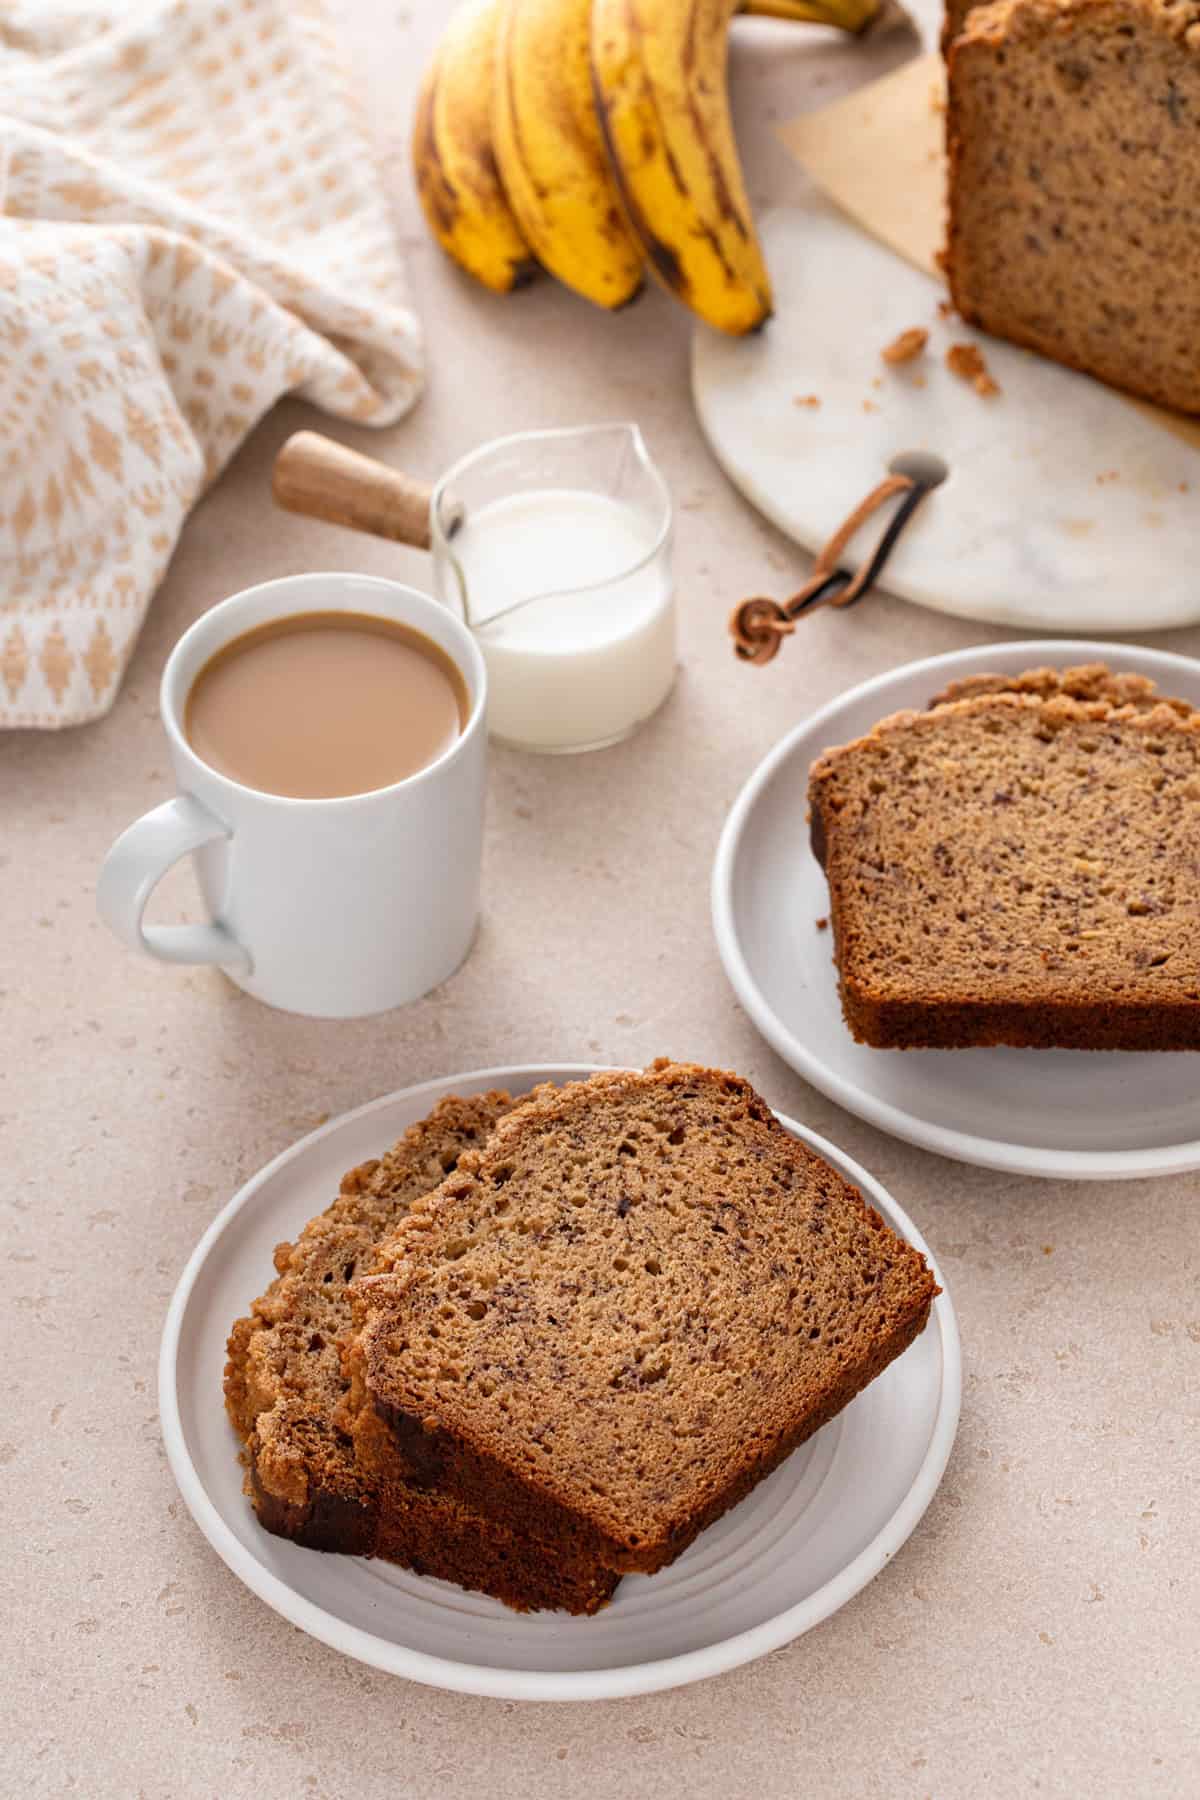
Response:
[945,0,1200,414]
[350,1061,938,1575]
[810,688,1200,1049]
[225,1092,618,1613]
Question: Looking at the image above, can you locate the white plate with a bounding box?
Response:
[160,1064,959,1702]
[712,640,1200,1181]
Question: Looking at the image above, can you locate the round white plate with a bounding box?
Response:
[692,203,1200,633]
[713,640,1200,1181]
[160,1063,959,1701]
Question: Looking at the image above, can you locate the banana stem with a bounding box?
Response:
[739,0,881,31]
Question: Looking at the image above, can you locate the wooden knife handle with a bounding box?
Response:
[272,430,433,551]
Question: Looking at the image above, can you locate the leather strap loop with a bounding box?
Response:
[730,471,935,665]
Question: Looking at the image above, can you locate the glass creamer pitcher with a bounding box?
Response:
[274,422,675,754]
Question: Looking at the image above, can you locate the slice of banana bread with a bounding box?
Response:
[945,0,1200,413]
[350,1061,938,1575]
[927,663,1195,715]
[810,689,1200,1049]
[225,1092,618,1613]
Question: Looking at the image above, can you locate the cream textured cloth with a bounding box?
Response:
[0,0,423,728]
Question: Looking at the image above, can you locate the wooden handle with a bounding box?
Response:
[272,431,433,551]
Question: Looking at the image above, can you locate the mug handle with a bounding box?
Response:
[97,795,252,972]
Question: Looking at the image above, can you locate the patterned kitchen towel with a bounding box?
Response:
[0,0,423,728]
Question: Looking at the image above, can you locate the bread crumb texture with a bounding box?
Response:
[946,341,1000,394]
[945,0,1200,412]
[809,668,1200,1048]
[353,1061,937,1573]
[882,327,929,364]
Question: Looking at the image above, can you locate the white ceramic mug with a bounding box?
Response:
[97,572,488,1018]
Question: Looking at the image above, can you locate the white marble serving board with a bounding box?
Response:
[691,201,1200,633]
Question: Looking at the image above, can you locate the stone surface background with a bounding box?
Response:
[2,2,1196,1794]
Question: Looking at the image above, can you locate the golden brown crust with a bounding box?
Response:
[941,0,982,55]
[810,681,1200,1050]
[928,663,1195,715]
[245,1444,617,1612]
[958,0,1200,50]
[351,1061,938,1575]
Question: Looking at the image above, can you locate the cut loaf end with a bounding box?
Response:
[945,0,1200,414]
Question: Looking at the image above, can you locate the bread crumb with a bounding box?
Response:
[1180,481,1190,494]
[1042,1245,1054,1255]
[882,327,928,366]
[862,398,879,413]
[946,343,1000,396]
[937,299,954,320]
[912,372,927,389]
[816,916,829,931]
[794,394,821,409]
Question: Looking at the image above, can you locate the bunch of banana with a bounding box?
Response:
[412,0,881,332]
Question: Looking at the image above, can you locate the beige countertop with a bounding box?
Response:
[3,2,1197,1794]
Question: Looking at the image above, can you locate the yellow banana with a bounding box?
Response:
[592,0,781,335]
[740,0,881,24]
[492,0,644,311]
[412,0,536,294]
